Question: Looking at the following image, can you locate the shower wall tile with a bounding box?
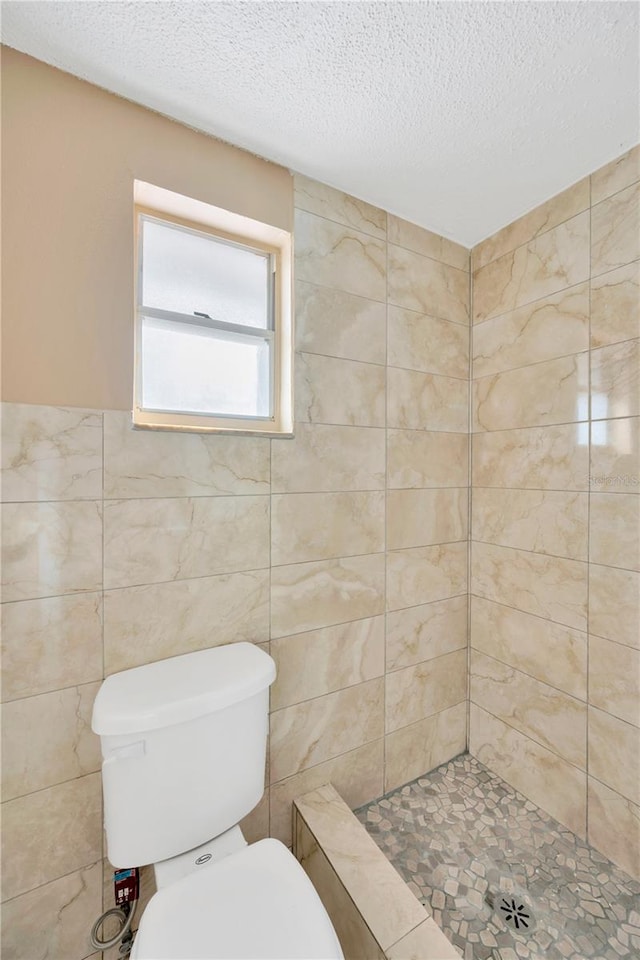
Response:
[588,635,640,727]
[387,487,467,550]
[387,429,468,489]
[1,683,101,801]
[388,243,469,324]
[590,417,640,493]
[591,338,640,420]
[470,650,586,768]
[386,596,468,672]
[588,563,640,648]
[587,778,640,881]
[589,493,640,570]
[103,495,269,589]
[590,144,640,205]
[469,704,587,838]
[270,616,385,710]
[471,597,587,700]
[472,352,588,432]
[295,352,386,427]
[103,569,270,674]
[591,180,640,277]
[269,677,384,782]
[472,283,589,378]
[590,260,640,348]
[1,593,103,701]
[387,306,469,378]
[103,410,270,499]
[0,403,102,502]
[1,500,102,603]
[295,281,387,364]
[294,209,386,300]
[384,701,467,793]
[271,422,386,492]
[472,212,590,323]
[271,553,385,638]
[387,213,469,271]
[385,649,467,732]
[387,366,468,432]
[472,177,590,271]
[294,174,387,239]
[472,487,588,560]
[386,542,468,611]
[588,707,640,806]
[472,423,589,491]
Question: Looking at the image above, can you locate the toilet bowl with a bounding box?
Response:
[92,643,344,960]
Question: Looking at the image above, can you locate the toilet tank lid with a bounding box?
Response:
[92,643,275,736]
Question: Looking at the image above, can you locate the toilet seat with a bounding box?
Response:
[130,838,344,960]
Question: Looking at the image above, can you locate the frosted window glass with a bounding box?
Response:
[141,317,270,418]
[141,219,270,329]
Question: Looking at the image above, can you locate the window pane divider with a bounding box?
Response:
[140,305,274,342]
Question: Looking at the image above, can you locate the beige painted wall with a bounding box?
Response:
[1,46,292,410]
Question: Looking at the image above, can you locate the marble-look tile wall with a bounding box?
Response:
[469,145,640,880]
[0,175,470,958]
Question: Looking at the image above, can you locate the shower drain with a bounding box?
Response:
[485,890,535,933]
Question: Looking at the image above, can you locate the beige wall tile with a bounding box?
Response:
[470,651,586,768]
[589,635,639,727]
[103,411,270,499]
[472,423,589,491]
[388,244,469,325]
[588,777,640,881]
[103,569,269,674]
[386,595,467,671]
[387,542,467,611]
[294,174,386,239]
[473,353,588,432]
[271,616,385,710]
[473,488,588,560]
[270,677,384,782]
[1,403,102,503]
[295,280,387,365]
[472,542,588,630]
[388,367,468,432]
[590,261,640,349]
[271,553,385,638]
[387,306,469,379]
[2,683,101,801]
[384,701,467,792]
[591,145,640,205]
[272,491,385,566]
[471,597,587,700]
[385,649,467,732]
[473,284,589,379]
[1,861,102,960]
[469,704,586,837]
[2,774,102,901]
[388,429,468,489]
[590,493,639,571]
[591,338,640,421]
[270,739,384,845]
[591,181,640,278]
[590,417,640,494]
[387,917,460,960]
[272,422,385,493]
[295,353,385,427]
[472,178,590,271]
[387,213,469,271]
[294,209,386,300]
[588,707,640,806]
[473,212,590,323]
[1,501,102,603]
[1,593,103,701]
[387,488,467,551]
[103,495,269,589]
[240,790,270,844]
[589,563,640,648]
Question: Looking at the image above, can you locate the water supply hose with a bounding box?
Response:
[90,899,137,952]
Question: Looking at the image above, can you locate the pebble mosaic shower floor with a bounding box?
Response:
[355,755,640,960]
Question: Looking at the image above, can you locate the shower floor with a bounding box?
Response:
[355,754,640,960]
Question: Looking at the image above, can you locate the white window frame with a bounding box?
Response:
[133,180,293,436]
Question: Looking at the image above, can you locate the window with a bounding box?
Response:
[133,181,293,435]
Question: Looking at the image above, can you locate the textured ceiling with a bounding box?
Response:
[2,1,639,247]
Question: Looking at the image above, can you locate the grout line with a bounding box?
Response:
[470,647,588,706]
[467,253,473,752]
[383,209,389,793]
[586,179,592,842]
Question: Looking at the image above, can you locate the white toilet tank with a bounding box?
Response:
[92,643,275,869]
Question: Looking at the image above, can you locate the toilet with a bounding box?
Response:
[92,642,344,960]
